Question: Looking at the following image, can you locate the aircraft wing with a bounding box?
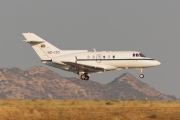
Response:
[62,61,105,73]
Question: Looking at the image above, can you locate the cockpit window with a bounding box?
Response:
[139,53,146,57]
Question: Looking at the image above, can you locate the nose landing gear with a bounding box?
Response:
[139,68,144,79]
[139,74,144,78]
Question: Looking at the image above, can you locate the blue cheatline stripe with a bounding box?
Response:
[77,58,154,61]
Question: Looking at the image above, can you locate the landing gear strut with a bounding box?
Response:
[139,68,144,79]
[81,73,89,80]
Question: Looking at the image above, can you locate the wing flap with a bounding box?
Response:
[62,61,104,72]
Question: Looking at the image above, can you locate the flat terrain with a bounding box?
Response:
[0,100,180,120]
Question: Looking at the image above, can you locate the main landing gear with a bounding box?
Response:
[139,68,144,79]
[80,73,89,80]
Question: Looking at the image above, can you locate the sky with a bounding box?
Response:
[0,0,180,98]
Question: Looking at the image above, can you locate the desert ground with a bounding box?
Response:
[0,99,179,120]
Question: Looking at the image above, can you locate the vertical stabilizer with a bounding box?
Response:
[22,33,62,60]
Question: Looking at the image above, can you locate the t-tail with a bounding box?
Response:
[22,33,62,60]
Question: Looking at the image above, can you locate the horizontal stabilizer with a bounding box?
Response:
[22,33,45,42]
[22,40,45,43]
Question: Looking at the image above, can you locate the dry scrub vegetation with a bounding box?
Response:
[0,99,179,120]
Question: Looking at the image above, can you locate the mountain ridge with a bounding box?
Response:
[0,66,176,100]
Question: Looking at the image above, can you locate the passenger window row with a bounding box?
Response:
[87,55,115,59]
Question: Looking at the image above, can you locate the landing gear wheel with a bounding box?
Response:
[81,74,86,80]
[85,76,89,80]
[81,74,89,80]
[139,74,144,79]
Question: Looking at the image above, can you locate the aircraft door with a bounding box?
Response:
[96,54,101,63]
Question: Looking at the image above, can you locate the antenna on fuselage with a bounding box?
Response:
[93,48,96,52]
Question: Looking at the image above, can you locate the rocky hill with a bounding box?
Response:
[104,73,176,100]
[0,66,176,100]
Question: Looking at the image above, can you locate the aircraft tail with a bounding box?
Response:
[22,33,62,60]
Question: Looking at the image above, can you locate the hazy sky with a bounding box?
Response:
[0,1,180,98]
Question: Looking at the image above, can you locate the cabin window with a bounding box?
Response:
[133,53,135,57]
[113,55,115,59]
[87,55,90,59]
[103,56,105,59]
[136,53,139,57]
[41,44,45,48]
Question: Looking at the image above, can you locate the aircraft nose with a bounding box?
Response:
[153,60,161,66]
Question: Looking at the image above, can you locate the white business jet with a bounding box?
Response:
[23,33,161,80]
